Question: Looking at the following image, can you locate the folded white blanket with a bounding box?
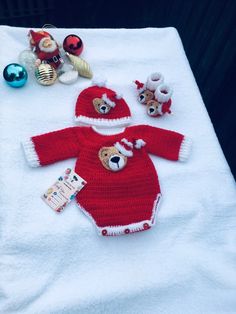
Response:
[1,25,236,314]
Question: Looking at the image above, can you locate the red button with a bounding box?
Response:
[143,223,149,230]
[102,229,107,236]
[125,228,130,234]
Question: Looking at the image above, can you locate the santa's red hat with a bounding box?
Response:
[114,138,146,157]
[75,81,132,127]
[114,139,134,157]
[28,30,51,47]
[134,80,146,93]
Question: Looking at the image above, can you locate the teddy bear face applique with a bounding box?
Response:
[134,73,173,118]
[98,138,146,172]
[146,100,161,116]
[93,98,112,114]
[98,146,128,171]
[138,89,154,104]
[92,93,117,115]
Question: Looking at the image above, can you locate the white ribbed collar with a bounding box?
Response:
[91,126,126,136]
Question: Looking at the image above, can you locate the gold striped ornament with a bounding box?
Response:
[66,53,93,79]
[35,63,57,86]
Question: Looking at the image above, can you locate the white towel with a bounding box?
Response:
[0,25,236,314]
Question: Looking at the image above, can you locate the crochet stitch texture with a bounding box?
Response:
[22,125,191,236]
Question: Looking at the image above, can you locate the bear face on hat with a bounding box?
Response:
[75,82,132,127]
[93,93,116,114]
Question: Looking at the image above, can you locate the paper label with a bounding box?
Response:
[42,168,86,212]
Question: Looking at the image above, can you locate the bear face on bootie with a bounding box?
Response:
[134,72,173,117]
[138,89,154,104]
[134,72,164,105]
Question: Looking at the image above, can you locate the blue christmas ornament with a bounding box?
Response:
[3,63,28,88]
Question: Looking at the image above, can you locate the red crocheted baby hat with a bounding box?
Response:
[75,80,132,127]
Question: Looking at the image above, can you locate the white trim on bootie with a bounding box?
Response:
[146,72,164,91]
[155,84,173,103]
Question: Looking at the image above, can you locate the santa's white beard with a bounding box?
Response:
[39,39,57,53]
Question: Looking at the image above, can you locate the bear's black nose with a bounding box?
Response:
[111,156,120,163]
[101,105,106,111]
[139,94,144,100]
[149,107,155,113]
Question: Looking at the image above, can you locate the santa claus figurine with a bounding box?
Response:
[28,29,64,69]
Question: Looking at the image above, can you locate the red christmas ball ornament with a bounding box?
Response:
[63,34,84,56]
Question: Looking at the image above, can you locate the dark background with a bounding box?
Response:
[1,0,235,178]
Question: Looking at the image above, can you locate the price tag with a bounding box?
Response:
[42,168,86,212]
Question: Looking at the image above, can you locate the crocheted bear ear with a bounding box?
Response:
[146,72,164,91]
[155,84,173,103]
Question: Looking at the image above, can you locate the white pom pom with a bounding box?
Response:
[115,93,123,99]
[92,77,107,87]
[135,139,146,149]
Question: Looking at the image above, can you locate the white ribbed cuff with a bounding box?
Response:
[155,84,173,103]
[179,137,192,162]
[75,115,131,127]
[21,138,40,167]
[146,72,164,91]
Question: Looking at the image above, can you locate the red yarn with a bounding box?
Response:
[30,125,185,236]
[75,86,131,126]
[134,80,144,90]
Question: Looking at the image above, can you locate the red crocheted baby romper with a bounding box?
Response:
[23,125,191,236]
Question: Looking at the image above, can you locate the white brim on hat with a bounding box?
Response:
[75,115,132,127]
